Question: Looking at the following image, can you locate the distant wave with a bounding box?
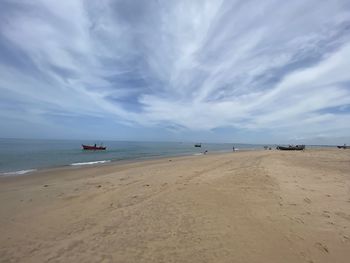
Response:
[193,153,203,156]
[1,169,37,176]
[70,160,111,166]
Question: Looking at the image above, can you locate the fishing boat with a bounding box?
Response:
[194,143,202,147]
[277,145,305,151]
[82,144,106,150]
[337,145,350,149]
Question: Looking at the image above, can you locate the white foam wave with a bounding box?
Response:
[193,153,203,156]
[2,169,37,176]
[70,160,111,166]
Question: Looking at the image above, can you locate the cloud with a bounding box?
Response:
[0,0,350,142]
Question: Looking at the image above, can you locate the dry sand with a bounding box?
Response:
[1,149,350,263]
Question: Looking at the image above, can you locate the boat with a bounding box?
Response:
[82,144,106,150]
[337,145,350,149]
[277,145,305,151]
[194,143,202,147]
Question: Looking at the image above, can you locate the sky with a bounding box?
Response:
[1,0,350,144]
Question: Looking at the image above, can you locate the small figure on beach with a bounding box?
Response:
[204,150,208,154]
[232,146,235,152]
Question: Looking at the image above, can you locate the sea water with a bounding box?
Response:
[0,138,263,175]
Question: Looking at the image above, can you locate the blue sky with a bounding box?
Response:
[1,0,350,144]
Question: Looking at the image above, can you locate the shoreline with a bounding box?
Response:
[0,147,336,179]
[0,140,340,177]
[0,148,248,178]
[0,146,339,179]
[0,150,239,184]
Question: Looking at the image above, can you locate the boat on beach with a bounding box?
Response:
[277,145,305,151]
[82,144,106,150]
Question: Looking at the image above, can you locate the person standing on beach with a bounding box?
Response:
[232,146,235,152]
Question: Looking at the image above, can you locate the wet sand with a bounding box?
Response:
[1,149,350,262]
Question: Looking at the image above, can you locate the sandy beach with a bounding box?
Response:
[1,149,350,263]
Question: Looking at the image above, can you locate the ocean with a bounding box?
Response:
[0,138,264,175]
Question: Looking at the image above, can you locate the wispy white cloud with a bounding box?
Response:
[1,0,350,142]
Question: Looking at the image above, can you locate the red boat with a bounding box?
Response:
[82,144,106,150]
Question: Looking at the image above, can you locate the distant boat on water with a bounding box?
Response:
[194,143,202,147]
[337,145,350,149]
[277,145,305,151]
[82,144,106,150]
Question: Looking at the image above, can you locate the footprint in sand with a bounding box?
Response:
[335,212,350,221]
[322,211,331,218]
[303,197,311,204]
[293,217,305,224]
[302,212,311,216]
[315,242,329,253]
[342,235,350,242]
